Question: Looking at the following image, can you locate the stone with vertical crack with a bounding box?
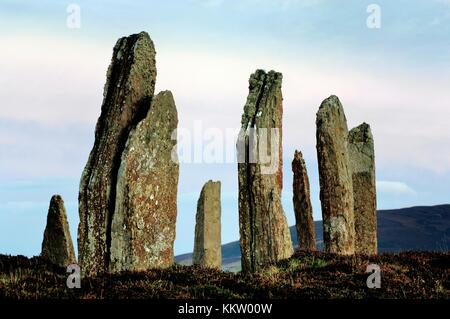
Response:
[237,70,293,273]
[78,32,156,276]
[292,150,316,251]
[349,123,377,255]
[316,95,355,255]
[193,180,222,269]
[109,90,179,272]
[41,195,77,268]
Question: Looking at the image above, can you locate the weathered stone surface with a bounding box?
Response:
[292,150,316,251]
[109,91,178,272]
[78,32,156,276]
[349,123,377,255]
[193,180,222,269]
[41,195,76,268]
[237,70,293,273]
[316,95,355,255]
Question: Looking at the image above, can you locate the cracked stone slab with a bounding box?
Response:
[237,69,293,273]
[78,31,156,276]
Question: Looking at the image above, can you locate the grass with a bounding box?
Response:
[0,250,448,299]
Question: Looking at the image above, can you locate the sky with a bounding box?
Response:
[0,0,449,257]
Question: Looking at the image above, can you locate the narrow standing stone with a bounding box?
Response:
[316,95,355,255]
[237,70,293,273]
[110,91,179,272]
[292,150,316,251]
[193,180,222,269]
[78,32,156,276]
[41,195,77,268]
[348,123,377,255]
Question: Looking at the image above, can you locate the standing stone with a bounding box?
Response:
[41,195,76,268]
[110,91,179,272]
[316,95,355,255]
[348,123,377,255]
[193,180,222,269]
[237,70,293,273]
[292,150,316,251]
[78,32,156,276]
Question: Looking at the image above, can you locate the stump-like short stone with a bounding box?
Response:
[316,95,355,255]
[41,195,76,268]
[193,180,222,269]
[349,123,377,255]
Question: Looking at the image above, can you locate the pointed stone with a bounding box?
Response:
[292,150,316,251]
[349,123,377,255]
[78,32,157,276]
[316,95,355,255]
[41,195,76,268]
[109,91,179,272]
[237,70,293,273]
[193,180,222,270]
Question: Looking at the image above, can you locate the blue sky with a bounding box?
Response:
[0,0,449,257]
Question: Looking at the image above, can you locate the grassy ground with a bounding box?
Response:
[0,251,448,299]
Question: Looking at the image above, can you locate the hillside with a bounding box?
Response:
[176,205,450,271]
[0,251,448,299]
[1,205,448,299]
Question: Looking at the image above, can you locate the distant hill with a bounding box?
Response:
[176,205,450,271]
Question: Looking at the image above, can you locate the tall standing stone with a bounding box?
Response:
[193,180,222,269]
[237,70,293,273]
[316,95,355,255]
[348,123,377,255]
[110,91,179,272]
[78,32,156,276]
[41,195,76,268]
[292,150,316,251]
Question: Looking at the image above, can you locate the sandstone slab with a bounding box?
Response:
[78,32,156,276]
[349,123,377,255]
[110,90,179,272]
[41,195,76,268]
[292,150,316,251]
[316,95,355,255]
[193,180,222,269]
[237,70,293,273]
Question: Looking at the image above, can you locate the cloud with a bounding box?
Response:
[0,118,94,179]
[0,35,110,125]
[2,30,450,180]
[376,181,416,196]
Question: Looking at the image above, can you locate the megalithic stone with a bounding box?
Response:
[237,70,293,273]
[41,195,77,268]
[78,32,156,276]
[348,123,377,255]
[316,95,355,255]
[110,91,179,272]
[292,150,316,251]
[193,180,222,270]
